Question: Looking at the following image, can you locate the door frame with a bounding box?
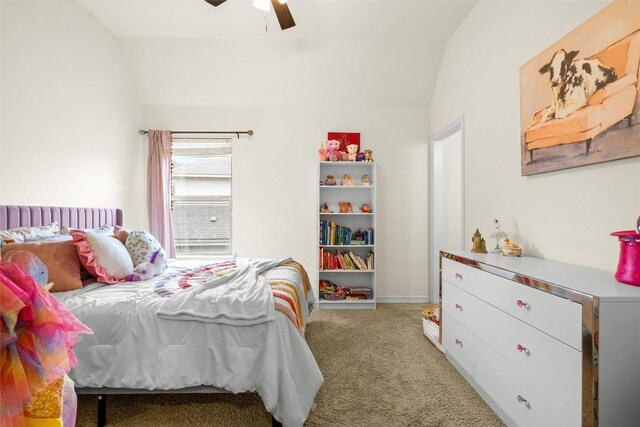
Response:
[429,116,465,303]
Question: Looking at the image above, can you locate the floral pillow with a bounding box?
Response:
[125,231,167,268]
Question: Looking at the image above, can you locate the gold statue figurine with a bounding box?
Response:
[471,228,488,253]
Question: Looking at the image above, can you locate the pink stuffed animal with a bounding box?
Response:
[325,139,345,161]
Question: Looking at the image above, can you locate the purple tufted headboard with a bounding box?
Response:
[0,205,123,230]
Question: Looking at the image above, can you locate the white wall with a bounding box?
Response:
[132,36,432,299]
[431,0,640,271]
[0,1,145,229]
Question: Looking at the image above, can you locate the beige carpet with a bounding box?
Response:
[76,304,502,426]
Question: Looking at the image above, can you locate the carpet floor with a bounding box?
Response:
[76,304,503,426]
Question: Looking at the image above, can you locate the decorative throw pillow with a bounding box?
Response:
[1,240,83,292]
[125,231,167,268]
[114,225,130,245]
[72,230,134,284]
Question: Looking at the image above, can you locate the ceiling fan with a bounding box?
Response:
[204,0,296,30]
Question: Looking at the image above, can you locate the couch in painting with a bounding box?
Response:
[524,30,640,163]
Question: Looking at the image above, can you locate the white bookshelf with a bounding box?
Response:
[317,161,376,309]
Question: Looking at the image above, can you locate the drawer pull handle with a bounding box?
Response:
[517,395,531,409]
[455,339,463,347]
[516,299,530,309]
[455,273,463,280]
[516,344,530,355]
[455,304,463,311]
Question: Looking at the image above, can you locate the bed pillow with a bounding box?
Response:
[0,240,83,292]
[1,222,59,244]
[72,230,134,283]
[114,225,130,245]
[125,231,167,268]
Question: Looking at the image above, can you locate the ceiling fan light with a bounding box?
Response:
[253,0,271,12]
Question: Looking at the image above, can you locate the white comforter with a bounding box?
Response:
[55,259,323,427]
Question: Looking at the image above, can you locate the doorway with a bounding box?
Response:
[429,117,464,303]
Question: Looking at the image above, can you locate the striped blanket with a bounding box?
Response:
[269,261,311,335]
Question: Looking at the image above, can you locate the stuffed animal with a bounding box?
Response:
[339,202,353,213]
[320,202,333,213]
[125,249,167,282]
[356,152,365,161]
[346,144,359,161]
[359,203,372,213]
[364,149,374,162]
[318,141,327,161]
[325,140,345,161]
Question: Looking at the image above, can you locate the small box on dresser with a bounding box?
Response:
[440,250,640,427]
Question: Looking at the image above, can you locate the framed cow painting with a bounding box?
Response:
[520,0,640,176]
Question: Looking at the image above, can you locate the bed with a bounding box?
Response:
[0,205,323,427]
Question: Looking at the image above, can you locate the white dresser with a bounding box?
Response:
[440,251,640,427]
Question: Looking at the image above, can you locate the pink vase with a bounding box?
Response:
[611,230,640,287]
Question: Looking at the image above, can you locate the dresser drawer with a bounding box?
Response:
[443,313,581,427]
[442,312,517,408]
[443,281,582,414]
[442,258,582,350]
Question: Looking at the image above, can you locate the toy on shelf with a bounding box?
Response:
[320,202,333,213]
[325,140,345,162]
[318,141,327,161]
[346,144,359,161]
[363,149,374,162]
[501,237,523,257]
[341,174,355,186]
[356,152,365,161]
[324,175,336,186]
[359,203,372,213]
[471,228,488,253]
[361,174,371,186]
[339,202,353,213]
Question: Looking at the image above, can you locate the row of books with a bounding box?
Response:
[319,249,375,271]
[319,221,374,246]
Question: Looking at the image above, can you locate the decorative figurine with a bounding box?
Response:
[320,202,333,213]
[341,174,355,186]
[324,175,336,186]
[363,149,374,162]
[491,218,504,253]
[356,152,365,162]
[346,144,359,161]
[361,174,371,186]
[359,203,372,213]
[339,202,353,213]
[471,228,488,253]
[325,140,345,161]
[501,237,523,257]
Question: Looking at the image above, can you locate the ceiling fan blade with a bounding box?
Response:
[271,0,296,30]
[204,0,227,7]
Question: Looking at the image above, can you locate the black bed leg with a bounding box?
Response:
[97,394,106,427]
[271,415,283,427]
[586,138,592,157]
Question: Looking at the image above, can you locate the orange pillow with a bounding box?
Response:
[1,240,84,292]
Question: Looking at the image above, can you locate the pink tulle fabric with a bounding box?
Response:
[0,261,92,426]
[71,231,121,284]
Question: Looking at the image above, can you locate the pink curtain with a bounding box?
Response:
[147,130,176,257]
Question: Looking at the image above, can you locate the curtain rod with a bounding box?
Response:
[139,129,253,138]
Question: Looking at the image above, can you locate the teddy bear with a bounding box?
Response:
[346,144,359,161]
[325,139,345,161]
[363,149,374,162]
[125,248,167,282]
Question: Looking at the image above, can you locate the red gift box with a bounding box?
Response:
[328,132,360,153]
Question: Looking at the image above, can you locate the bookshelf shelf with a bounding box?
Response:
[318,161,376,310]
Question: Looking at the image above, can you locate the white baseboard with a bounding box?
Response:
[376,296,430,303]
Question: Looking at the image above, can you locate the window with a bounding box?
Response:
[171,138,232,256]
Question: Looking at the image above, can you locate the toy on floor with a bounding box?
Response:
[422,303,440,326]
